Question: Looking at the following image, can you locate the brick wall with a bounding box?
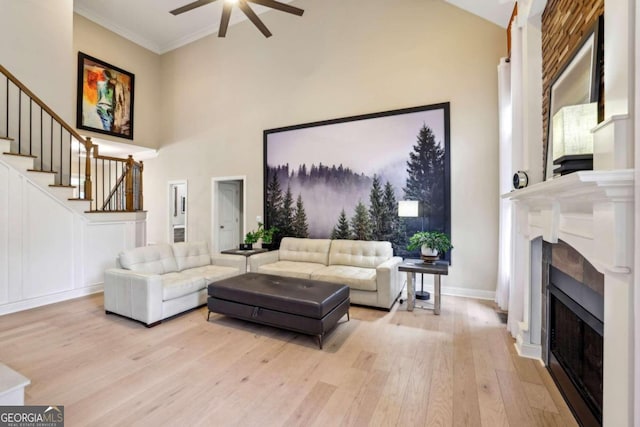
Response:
[541,0,604,176]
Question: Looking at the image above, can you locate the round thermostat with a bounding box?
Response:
[513,171,528,189]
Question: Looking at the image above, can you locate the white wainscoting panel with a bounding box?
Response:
[7,172,23,303]
[85,222,129,286]
[23,182,74,298]
[0,163,8,305]
[0,155,147,316]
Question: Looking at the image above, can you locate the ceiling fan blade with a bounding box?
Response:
[170,0,218,16]
[238,0,272,37]
[218,2,232,37]
[246,0,304,16]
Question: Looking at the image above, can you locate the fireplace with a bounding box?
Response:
[547,266,603,426]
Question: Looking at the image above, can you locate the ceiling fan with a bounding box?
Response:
[170,0,304,38]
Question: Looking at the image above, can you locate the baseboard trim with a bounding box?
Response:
[414,284,496,301]
[443,286,495,300]
[0,284,103,316]
[515,337,542,360]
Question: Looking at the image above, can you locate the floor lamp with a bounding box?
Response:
[398,200,430,300]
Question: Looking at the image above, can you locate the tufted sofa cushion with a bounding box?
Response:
[329,240,393,269]
[311,265,377,291]
[172,241,210,271]
[279,237,331,265]
[119,244,178,274]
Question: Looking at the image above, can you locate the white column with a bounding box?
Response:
[603,272,634,427]
[634,0,640,422]
[604,0,634,117]
[506,7,544,359]
[496,58,512,311]
[507,12,524,339]
[521,15,543,184]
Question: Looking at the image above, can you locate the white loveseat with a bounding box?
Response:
[249,238,403,310]
[104,241,246,326]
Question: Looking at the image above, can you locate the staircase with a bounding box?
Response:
[1,136,91,214]
[0,63,143,216]
[0,64,147,316]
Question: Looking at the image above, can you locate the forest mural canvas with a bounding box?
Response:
[264,103,450,257]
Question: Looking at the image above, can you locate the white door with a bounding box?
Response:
[218,182,239,251]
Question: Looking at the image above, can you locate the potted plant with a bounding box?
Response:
[407,231,452,262]
[258,222,278,250]
[240,230,260,250]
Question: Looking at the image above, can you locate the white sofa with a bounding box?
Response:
[104,241,246,326]
[249,238,403,310]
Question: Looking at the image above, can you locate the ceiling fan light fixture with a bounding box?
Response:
[171,0,304,37]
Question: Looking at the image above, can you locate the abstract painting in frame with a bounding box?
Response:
[264,103,451,257]
[76,52,135,139]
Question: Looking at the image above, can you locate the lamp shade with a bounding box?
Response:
[398,200,420,217]
[552,103,597,160]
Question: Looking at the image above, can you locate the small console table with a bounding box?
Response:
[220,248,269,256]
[399,259,449,314]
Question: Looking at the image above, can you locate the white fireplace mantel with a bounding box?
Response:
[502,168,635,427]
[503,169,634,274]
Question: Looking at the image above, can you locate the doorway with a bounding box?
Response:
[168,181,187,243]
[212,176,246,253]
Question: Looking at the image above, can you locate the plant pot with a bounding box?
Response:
[421,245,439,264]
[261,242,275,251]
[239,243,253,250]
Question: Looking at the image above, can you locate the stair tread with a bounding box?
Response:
[49,184,76,189]
[3,152,37,158]
[27,169,57,174]
[0,136,14,141]
[69,198,93,201]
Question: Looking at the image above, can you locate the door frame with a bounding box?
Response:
[211,176,246,253]
[168,180,188,244]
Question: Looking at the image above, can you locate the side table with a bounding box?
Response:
[220,248,269,272]
[220,248,269,256]
[399,259,449,314]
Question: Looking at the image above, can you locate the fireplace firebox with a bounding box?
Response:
[548,266,603,427]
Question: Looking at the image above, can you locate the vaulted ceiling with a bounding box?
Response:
[73,0,516,54]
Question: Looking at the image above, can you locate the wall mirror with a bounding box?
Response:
[544,16,603,180]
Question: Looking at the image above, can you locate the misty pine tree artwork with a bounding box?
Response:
[264,103,450,257]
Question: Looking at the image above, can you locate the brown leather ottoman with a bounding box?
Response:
[207,273,350,349]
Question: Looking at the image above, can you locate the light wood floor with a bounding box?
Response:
[0,293,577,426]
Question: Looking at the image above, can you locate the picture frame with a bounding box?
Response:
[263,103,451,258]
[544,16,603,180]
[76,52,135,140]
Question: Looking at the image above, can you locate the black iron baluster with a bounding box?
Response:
[17,89,21,153]
[40,108,43,169]
[28,99,32,156]
[59,124,62,185]
[5,78,8,138]
[50,117,53,172]
[77,138,81,198]
[102,158,105,211]
[107,160,118,210]
[68,133,72,186]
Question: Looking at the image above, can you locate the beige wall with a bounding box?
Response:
[73,14,162,149]
[0,0,74,122]
[143,0,505,295]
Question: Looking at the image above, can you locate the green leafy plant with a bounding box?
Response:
[407,231,452,254]
[258,222,278,244]
[244,230,260,244]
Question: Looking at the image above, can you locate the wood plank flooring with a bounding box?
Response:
[0,293,577,426]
